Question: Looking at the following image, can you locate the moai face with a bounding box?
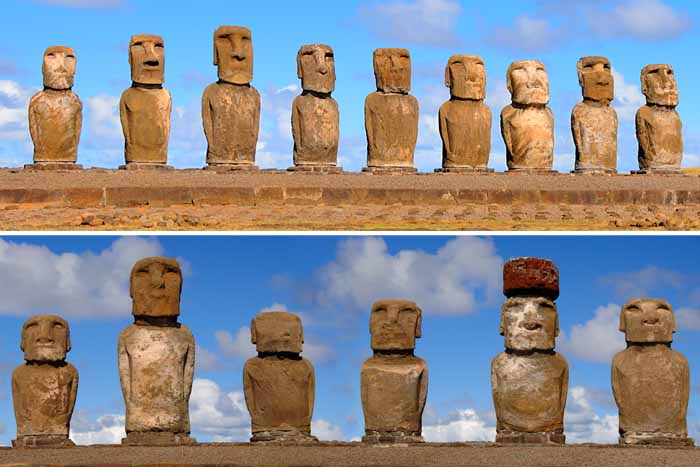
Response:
[129,34,165,85]
[445,54,486,100]
[214,26,253,85]
[252,311,303,354]
[500,297,558,351]
[297,44,335,94]
[578,56,613,103]
[507,60,549,105]
[42,46,76,90]
[130,257,182,318]
[620,298,675,344]
[642,64,678,107]
[370,300,421,351]
[374,48,411,93]
[21,315,70,362]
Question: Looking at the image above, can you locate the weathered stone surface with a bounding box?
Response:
[503,257,559,300]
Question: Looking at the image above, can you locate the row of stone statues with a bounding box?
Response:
[27,27,683,174]
[11,256,692,448]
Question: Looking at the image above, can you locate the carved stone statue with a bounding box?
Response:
[612,298,693,446]
[361,300,427,443]
[491,258,568,444]
[118,257,196,445]
[12,315,78,448]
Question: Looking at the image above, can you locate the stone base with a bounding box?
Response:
[631,168,684,175]
[24,162,83,170]
[250,430,318,444]
[362,430,424,444]
[620,432,695,446]
[121,431,197,446]
[572,168,616,175]
[362,166,417,175]
[287,165,343,174]
[435,167,494,174]
[495,430,565,445]
[506,169,559,175]
[12,435,75,448]
[119,163,174,171]
[204,164,260,172]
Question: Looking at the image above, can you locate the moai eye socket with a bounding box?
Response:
[325,52,334,59]
[133,42,143,47]
[626,305,641,312]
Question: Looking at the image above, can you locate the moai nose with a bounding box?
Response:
[232,37,246,60]
[150,267,165,288]
[387,306,400,323]
[37,321,55,343]
[390,55,401,69]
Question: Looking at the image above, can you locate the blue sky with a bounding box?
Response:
[0,235,697,444]
[1,0,700,171]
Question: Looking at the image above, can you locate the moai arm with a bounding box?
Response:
[252,88,261,146]
[418,363,428,415]
[559,355,569,415]
[183,331,195,401]
[364,96,374,152]
[571,107,582,154]
[11,368,24,425]
[500,108,513,156]
[119,94,130,148]
[291,97,301,148]
[75,99,83,148]
[243,360,256,417]
[438,104,450,158]
[611,353,622,411]
[28,95,40,147]
[636,109,654,159]
[164,91,173,142]
[117,332,131,403]
[201,89,213,144]
[307,359,316,424]
[67,365,79,421]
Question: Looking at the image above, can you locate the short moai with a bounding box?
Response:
[501,61,555,173]
[289,44,341,173]
[26,46,83,170]
[612,298,693,446]
[571,56,618,174]
[363,49,419,174]
[491,258,568,444]
[12,315,78,448]
[436,55,492,173]
[202,26,260,171]
[119,34,172,170]
[243,311,317,443]
[361,300,427,444]
[118,257,196,446]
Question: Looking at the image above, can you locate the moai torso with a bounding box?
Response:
[501,105,554,170]
[572,103,617,171]
[440,100,491,168]
[365,92,419,167]
[292,94,339,166]
[636,106,683,169]
[120,87,171,164]
[29,91,82,163]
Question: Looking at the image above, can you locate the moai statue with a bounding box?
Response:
[243,311,317,443]
[26,46,83,170]
[361,300,427,444]
[119,35,172,170]
[202,26,260,171]
[363,49,419,174]
[501,61,555,172]
[12,315,78,448]
[289,44,341,173]
[436,55,493,173]
[612,298,693,446]
[635,64,683,173]
[572,56,618,174]
[491,258,568,444]
[118,257,196,445]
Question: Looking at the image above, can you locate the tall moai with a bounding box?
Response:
[491,258,568,444]
[243,311,317,443]
[202,26,260,171]
[571,56,618,174]
[119,35,172,169]
[289,44,341,173]
[12,315,78,448]
[501,61,555,172]
[361,300,427,443]
[612,298,693,446]
[436,55,492,173]
[118,257,196,445]
[635,64,683,173]
[363,49,419,173]
[27,46,83,170]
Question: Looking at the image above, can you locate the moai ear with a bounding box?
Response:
[415,307,422,338]
[297,52,303,80]
[554,308,560,338]
[499,304,506,336]
[250,317,257,344]
[506,65,513,95]
[671,307,677,333]
[444,61,451,88]
[20,327,27,352]
[640,68,648,96]
[65,326,71,353]
[213,31,219,66]
[619,305,627,333]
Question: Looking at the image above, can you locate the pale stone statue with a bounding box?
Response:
[12,315,78,448]
[243,311,317,443]
[120,35,172,169]
[612,298,693,446]
[572,56,618,174]
[118,257,196,445]
[361,300,427,443]
[501,61,555,172]
[364,49,419,173]
[491,258,568,444]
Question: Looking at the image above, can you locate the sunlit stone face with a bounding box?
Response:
[500,296,558,351]
[214,26,253,85]
[42,46,76,90]
[642,64,678,107]
[297,44,335,94]
[508,60,549,105]
[251,311,303,354]
[446,54,485,100]
[374,48,411,93]
[129,34,165,85]
[130,257,182,318]
[578,56,614,103]
[21,315,70,362]
[620,298,675,344]
[370,300,421,351]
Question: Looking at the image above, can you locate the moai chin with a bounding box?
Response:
[571,56,618,174]
[243,311,317,443]
[12,315,78,448]
[363,48,419,173]
[635,64,683,173]
[361,300,427,444]
[491,258,568,444]
[118,257,196,446]
[119,34,172,170]
[436,54,492,173]
[289,44,341,173]
[202,26,260,171]
[27,46,83,170]
[501,60,555,172]
[612,298,693,446]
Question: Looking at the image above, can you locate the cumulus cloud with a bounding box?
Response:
[565,386,618,444]
[189,378,250,441]
[559,304,626,363]
[598,266,683,298]
[84,94,121,141]
[0,80,36,141]
[612,70,645,123]
[70,411,125,445]
[487,15,560,52]
[311,419,345,440]
[423,408,496,442]
[591,0,691,40]
[195,344,222,372]
[675,307,700,331]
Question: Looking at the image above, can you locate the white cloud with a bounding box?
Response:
[599,266,683,298]
[612,70,644,123]
[189,378,251,441]
[488,15,559,52]
[675,307,700,331]
[592,0,691,40]
[559,304,626,363]
[215,326,255,360]
[311,419,345,440]
[565,386,619,444]
[0,80,36,141]
[70,412,125,445]
[195,344,222,372]
[485,80,510,112]
[423,408,496,442]
[84,94,121,141]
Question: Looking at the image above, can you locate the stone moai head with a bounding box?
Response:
[130,257,182,318]
[214,26,253,85]
[641,64,678,107]
[21,315,71,363]
[501,258,559,351]
[620,298,675,344]
[42,46,76,90]
[370,300,422,351]
[507,60,549,106]
[251,311,303,354]
[297,44,335,94]
[577,56,613,103]
[374,48,411,94]
[129,34,165,85]
[445,54,486,100]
